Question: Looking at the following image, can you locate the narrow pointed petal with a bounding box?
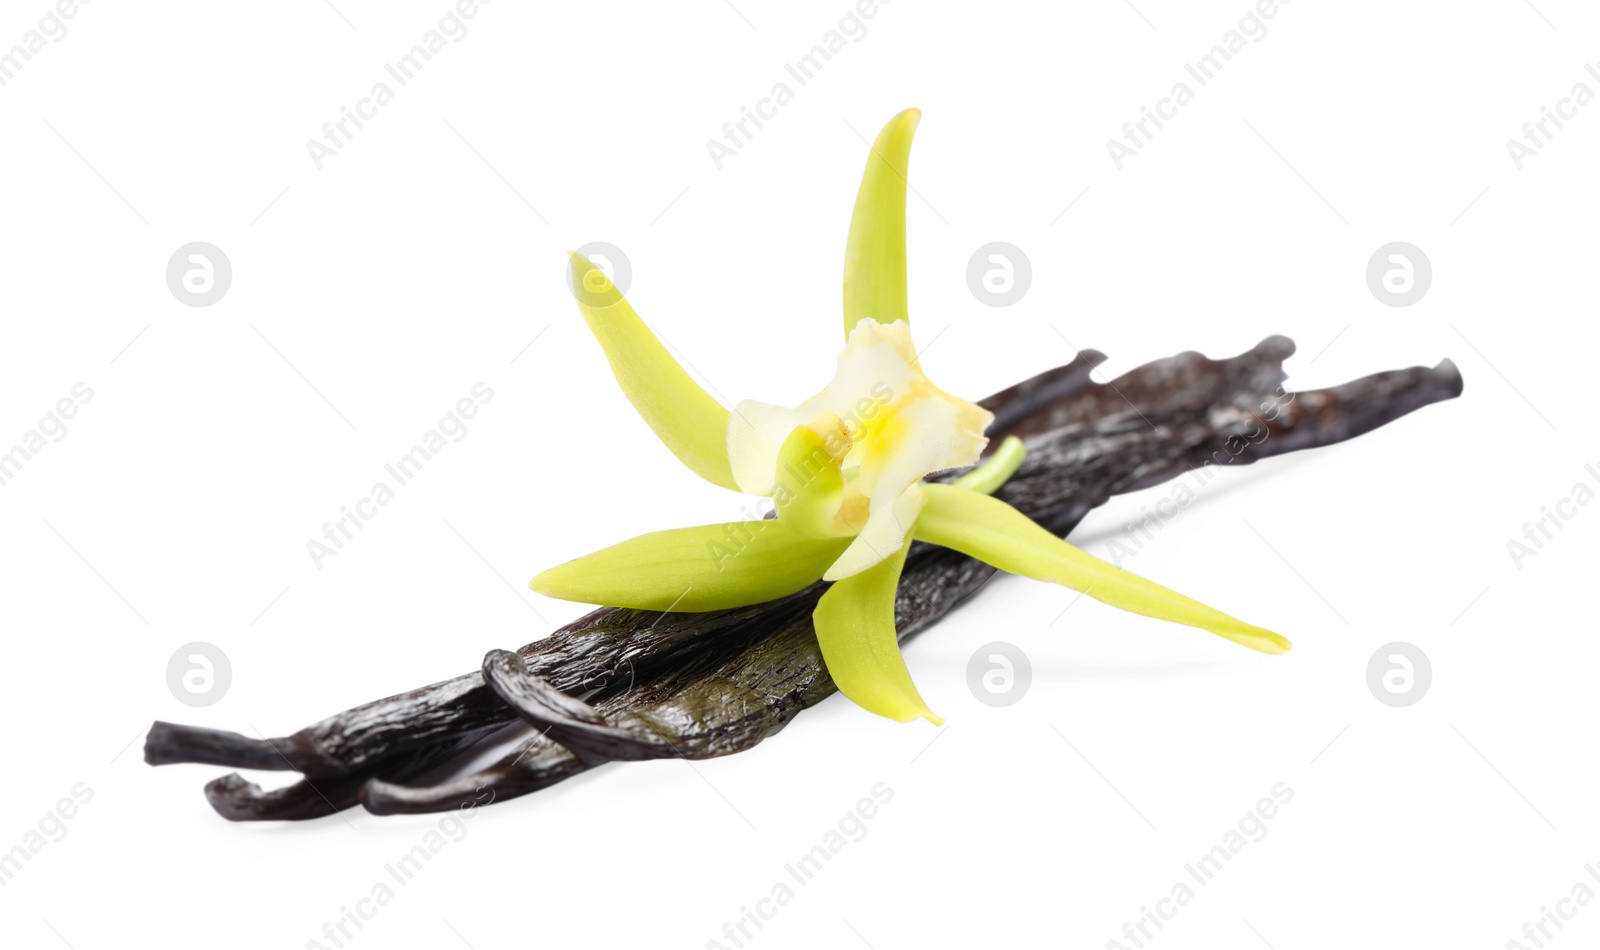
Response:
[531,519,848,612]
[843,108,919,338]
[913,484,1291,655]
[568,253,739,491]
[812,537,942,724]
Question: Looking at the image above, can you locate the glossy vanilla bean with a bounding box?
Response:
[145,337,1463,819]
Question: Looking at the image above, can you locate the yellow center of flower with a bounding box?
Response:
[531,107,1289,729]
[727,319,993,581]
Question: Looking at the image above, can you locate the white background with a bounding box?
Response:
[1,1,1595,948]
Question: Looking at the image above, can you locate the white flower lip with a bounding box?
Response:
[726,319,993,580]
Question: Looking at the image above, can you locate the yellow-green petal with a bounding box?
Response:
[531,519,847,612]
[812,536,942,724]
[772,424,848,538]
[951,435,1027,495]
[568,253,739,491]
[913,484,1291,655]
[842,108,919,339]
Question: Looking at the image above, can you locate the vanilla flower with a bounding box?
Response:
[533,109,1288,724]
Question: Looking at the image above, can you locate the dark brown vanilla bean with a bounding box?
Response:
[146,337,1463,819]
